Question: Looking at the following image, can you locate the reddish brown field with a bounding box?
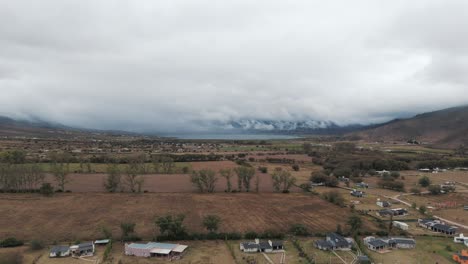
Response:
[43,172,287,192]
[0,193,358,242]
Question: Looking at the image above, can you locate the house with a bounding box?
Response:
[376,170,390,175]
[355,182,369,189]
[376,199,391,208]
[378,208,408,217]
[454,234,468,246]
[453,250,468,264]
[419,168,431,173]
[363,237,416,252]
[240,239,284,253]
[125,242,188,258]
[315,233,353,251]
[393,221,409,231]
[70,242,95,257]
[350,189,364,197]
[49,245,70,258]
[418,219,457,235]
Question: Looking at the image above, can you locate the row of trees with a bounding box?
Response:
[190,166,298,193]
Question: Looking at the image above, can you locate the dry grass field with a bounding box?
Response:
[0,193,358,242]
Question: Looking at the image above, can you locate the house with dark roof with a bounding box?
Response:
[70,242,95,257]
[418,219,457,235]
[350,189,364,197]
[315,233,353,251]
[49,245,70,258]
[363,237,415,252]
[378,208,408,217]
[240,239,284,253]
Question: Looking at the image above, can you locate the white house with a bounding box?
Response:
[49,245,70,258]
[240,239,284,253]
[377,199,391,208]
[454,234,468,246]
[393,221,409,231]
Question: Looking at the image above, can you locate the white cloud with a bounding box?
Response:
[0,0,467,132]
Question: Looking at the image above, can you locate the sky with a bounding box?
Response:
[0,1,467,132]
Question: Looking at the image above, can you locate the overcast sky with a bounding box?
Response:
[1,1,467,132]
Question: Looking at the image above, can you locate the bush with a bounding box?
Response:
[321,191,345,206]
[289,224,309,236]
[428,185,442,195]
[30,239,44,250]
[0,237,23,248]
[39,183,54,197]
[244,231,258,239]
[292,164,300,171]
[419,176,431,187]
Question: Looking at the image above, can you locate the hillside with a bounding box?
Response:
[353,105,468,148]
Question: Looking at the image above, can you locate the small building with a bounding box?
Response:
[315,233,353,251]
[418,219,457,235]
[125,242,188,258]
[378,208,408,217]
[376,199,391,208]
[393,221,409,231]
[350,189,364,198]
[355,182,369,189]
[49,245,70,258]
[454,234,468,246]
[70,242,95,257]
[464,205,468,211]
[240,239,284,253]
[94,239,111,246]
[453,250,468,264]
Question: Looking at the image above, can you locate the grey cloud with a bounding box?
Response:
[0,0,467,132]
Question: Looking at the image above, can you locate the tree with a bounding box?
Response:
[155,214,187,238]
[303,143,312,153]
[202,215,221,232]
[104,163,121,192]
[120,222,136,241]
[254,174,260,193]
[347,215,362,234]
[124,163,144,193]
[419,205,427,215]
[321,191,345,206]
[191,169,217,193]
[410,187,421,195]
[336,224,343,235]
[50,162,70,191]
[289,224,309,236]
[39,183,54,197]
[419,176,431,187]
[220,169,233,192]
[234,166,255,192]
[292,164,300,171]
[428,185,442,195]
[390,171,400,179]
[271,169,296,193]
[310,171,338,187]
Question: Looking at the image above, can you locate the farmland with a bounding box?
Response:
[0,192,361,242]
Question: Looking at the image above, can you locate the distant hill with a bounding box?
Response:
[0,116,139,139]
[353,105,468,148]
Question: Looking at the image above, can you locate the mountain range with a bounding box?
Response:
[1,105,468,148]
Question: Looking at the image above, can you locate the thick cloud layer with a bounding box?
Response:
[0,1,467,132]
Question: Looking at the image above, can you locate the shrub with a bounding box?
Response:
[30,239,44,250]
[244,231,258,239]
[39,183,54,197]
[292,164,300,171]
[0,237,23,248]
[428,185,442,195]
[289,224,309,236]
[321,191,345,206]
[419,176,431,187]
[258,167,268,173]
